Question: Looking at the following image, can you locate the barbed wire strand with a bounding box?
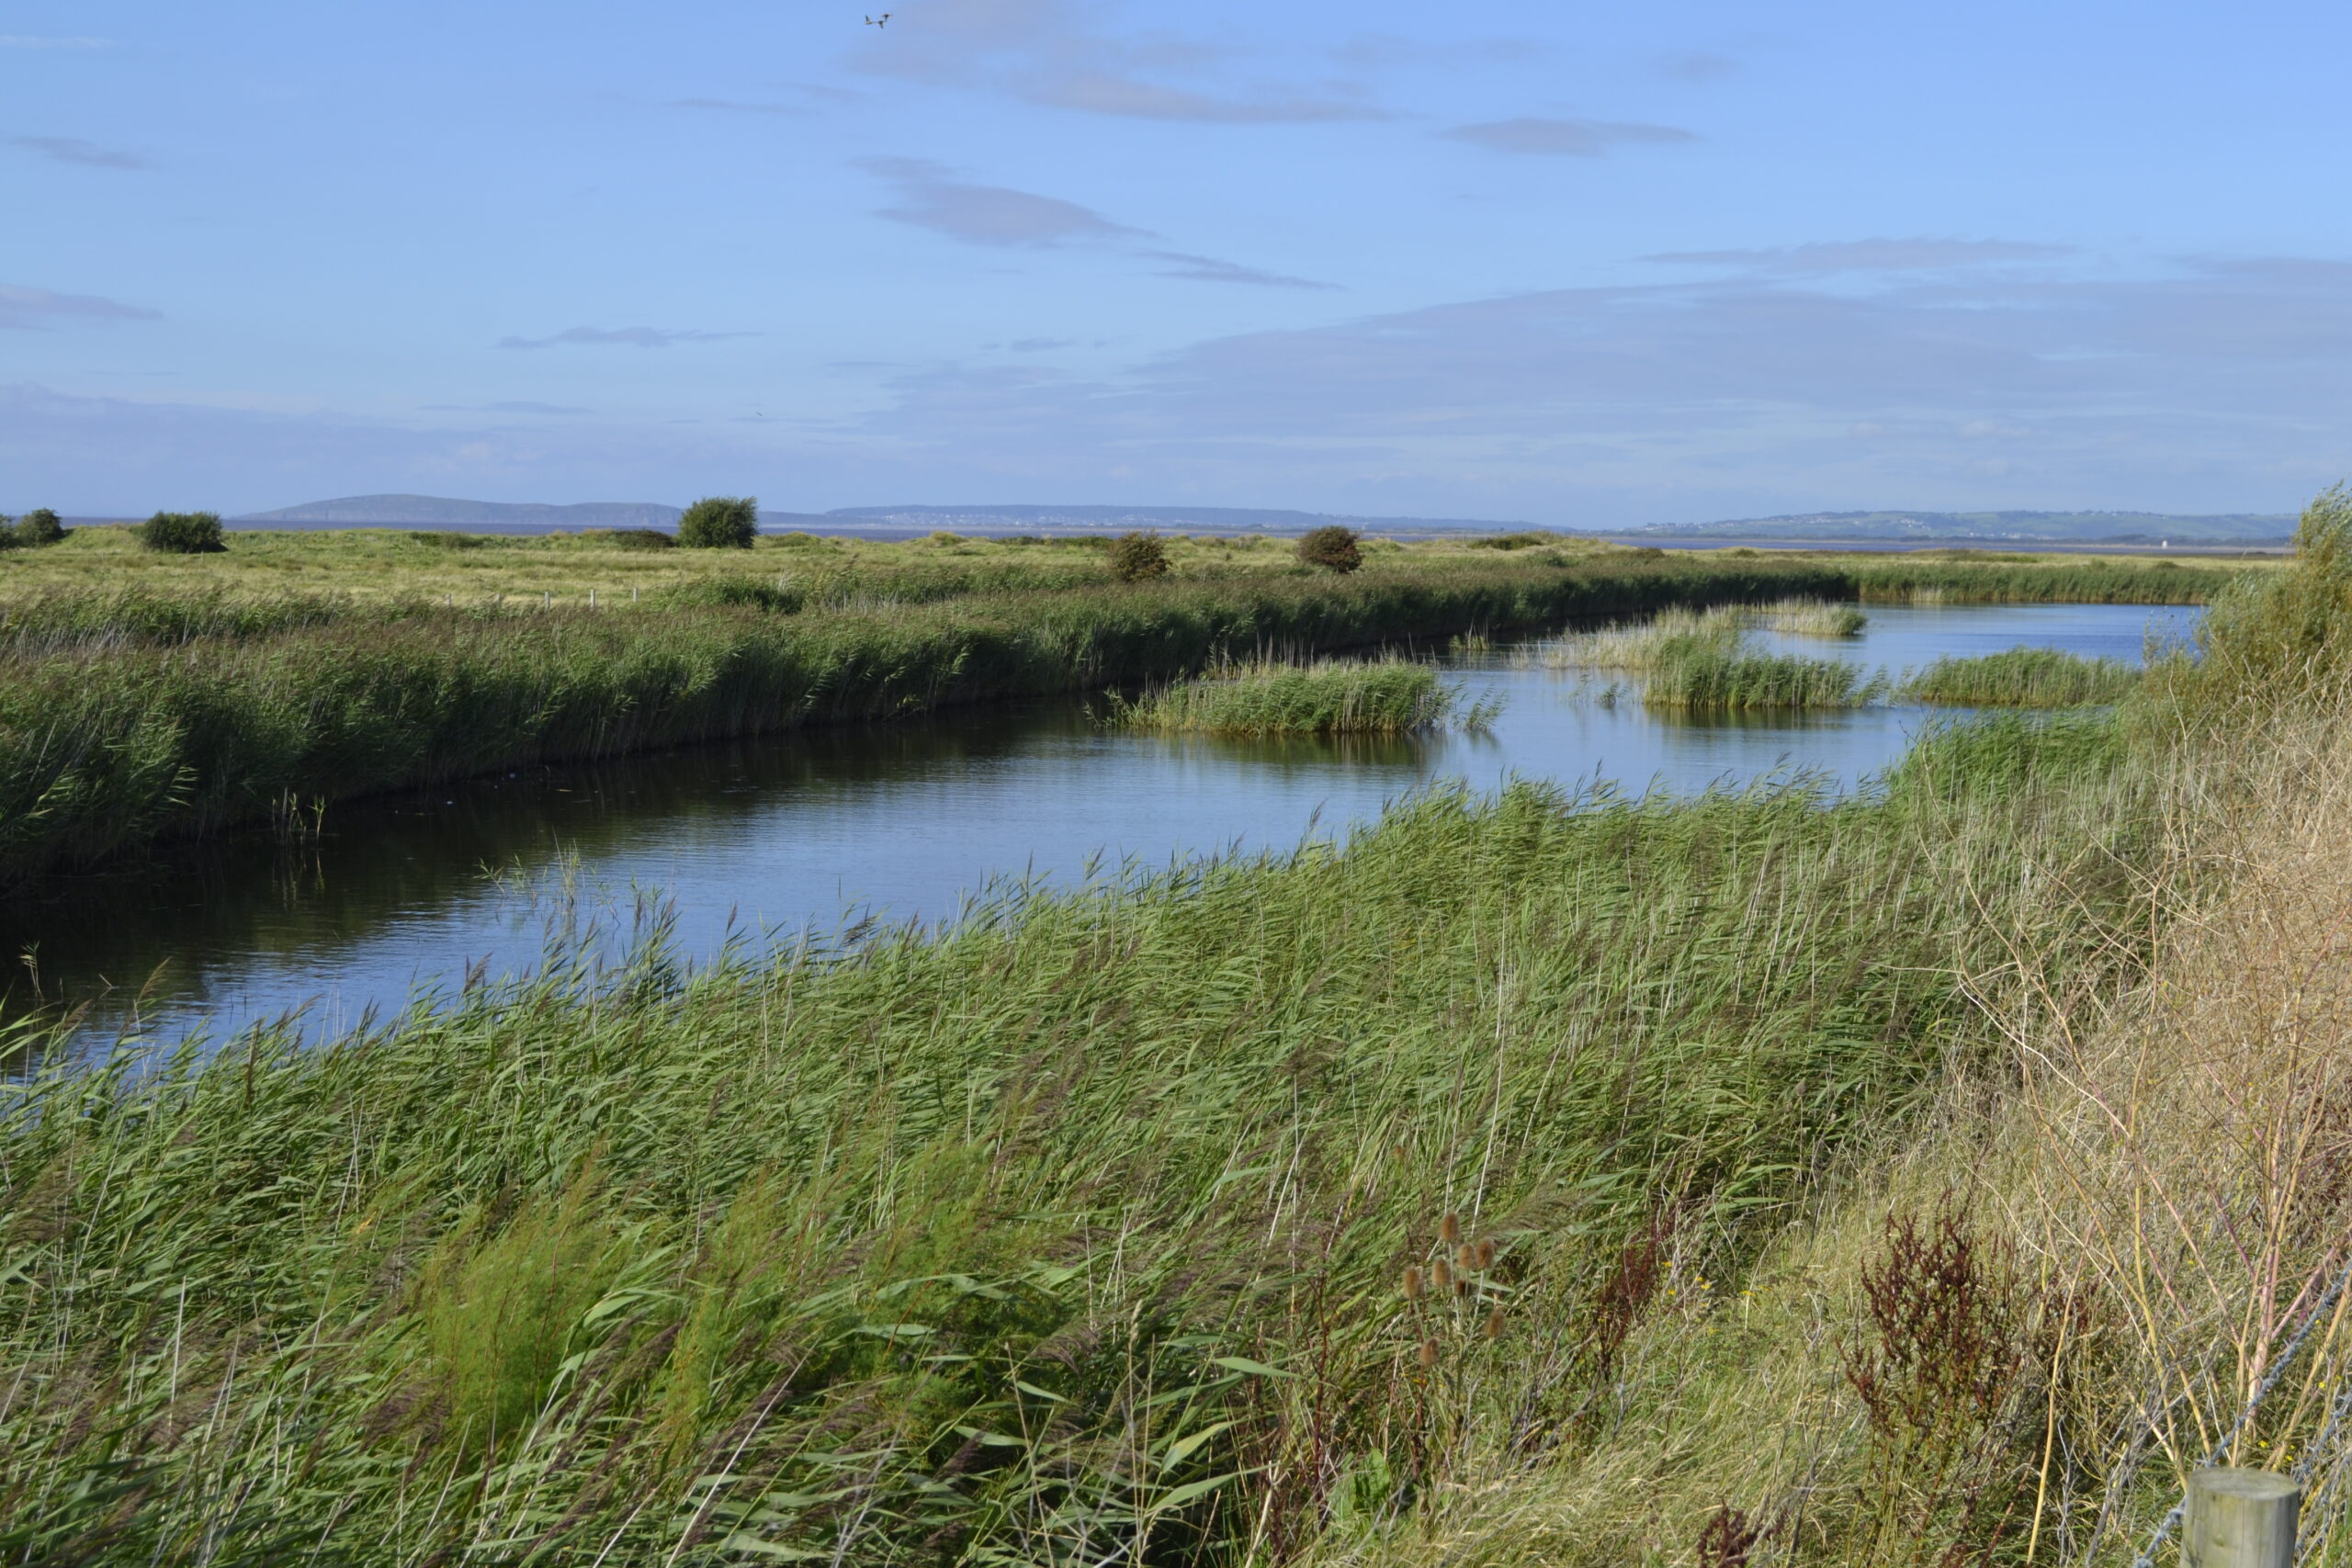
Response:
[2128,1255,2352,1568]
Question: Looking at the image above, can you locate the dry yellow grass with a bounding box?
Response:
[1307,685,2352,1568]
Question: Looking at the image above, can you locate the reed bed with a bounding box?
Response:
[0,505,2306,1563]
[1534,604,1746,672]
[0,555,1920,887]
[0,710,2157,1564]
[1754,598,1868,637]
[1640,649,1884,711]
[1899,647,2140,707]
[1101,659,1497,735]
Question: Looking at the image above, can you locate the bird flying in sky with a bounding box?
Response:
[865,13,889,26]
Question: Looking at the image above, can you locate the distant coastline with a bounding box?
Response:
[46,492,2295,549]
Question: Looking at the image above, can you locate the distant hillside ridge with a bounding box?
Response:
[1637,509,2295,544]
[236,494,686,528]
[819,503,1532,533]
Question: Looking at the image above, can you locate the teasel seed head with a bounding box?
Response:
[1403,1265,1425,1301]
[1453,1275,1469,1298]
[1432,1258,1453,1291]
[1475,1238,1496,1270]
[1418,1337,1440,1370]
[1484,1306,1505,1341]
[1440,1212,1462,1246]
[1455,1243,1476,1273]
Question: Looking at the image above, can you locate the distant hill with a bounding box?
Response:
[819,503,1530,534]
[236,494,685,529]
[1637,510,2295,544]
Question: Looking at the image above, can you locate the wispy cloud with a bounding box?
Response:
[858,157,1144,248]
[0,35,111,49]
[671,84,858,116]
[853,0,1384,122]
[9,134,147,170]
[424,400,593,414]
[1645,238,2074,274]
[1656,50,1738,81]
[1443,117,1697,156]
[854,160,1330,287]
[819,255,2352,522]
[0,283,159,330]
[1146,251,1336,290]
[495,327,752,349]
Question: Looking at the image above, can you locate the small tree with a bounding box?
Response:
[1296,525,1362,574]
[679,496,759,548]
[138,511,227,553]
[16,508,63,547]
[1107,530,1170,582]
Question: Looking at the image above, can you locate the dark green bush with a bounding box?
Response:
[679,496,759,549]
[1471,531,1555,551]
[407,530,483,550]
[1296,525,1363,574]
[1107,530,1170,582]
[605,528,674,551]
[13,508,64,547]
[137,511,227,554]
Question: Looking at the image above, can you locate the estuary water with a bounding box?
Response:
[1,602,2198,1056]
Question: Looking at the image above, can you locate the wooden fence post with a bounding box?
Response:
[2186,1468,2299,1568]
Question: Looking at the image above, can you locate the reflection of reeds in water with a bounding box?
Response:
[1101,657,1500,735]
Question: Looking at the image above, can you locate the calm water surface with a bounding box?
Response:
[2,603,2198,1055]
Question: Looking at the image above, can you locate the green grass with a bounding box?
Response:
[1537,604,1747,672]
[1641,648,1884,710]
[1755,597,1868,637]
[0,553,1930,887]
[0,514,2303,1562]
[0,719,2157,1563]
[1100,659,1496,735]
[1899,647,2140,707]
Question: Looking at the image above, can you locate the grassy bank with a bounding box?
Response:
[0,553,1907,887]
[1101,658,1496,735]
[0,715,2154,1564]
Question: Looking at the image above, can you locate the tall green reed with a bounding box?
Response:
[0,720,2156,1564]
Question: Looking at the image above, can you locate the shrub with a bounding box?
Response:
[408,530,483,550]
[137,511,226,554]
[678,495,759,549]
[14,508,64,547]
[605,528,674,551]
[1296,525,1363,573]
[1106,530,1170,582]
[1471,531,1555,551]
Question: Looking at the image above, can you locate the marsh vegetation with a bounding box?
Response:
[1099,657,1499,735]
[0,510,2315,1564]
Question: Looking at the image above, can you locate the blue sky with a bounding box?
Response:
[6,0,2352,523]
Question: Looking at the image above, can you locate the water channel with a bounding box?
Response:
[1,602,2199,1057]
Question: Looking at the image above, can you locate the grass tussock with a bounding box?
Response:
[1641,649,1883,711]
[1900,647,2140,707]
[1101,658,1498,735]
[1756,597,1868,637]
